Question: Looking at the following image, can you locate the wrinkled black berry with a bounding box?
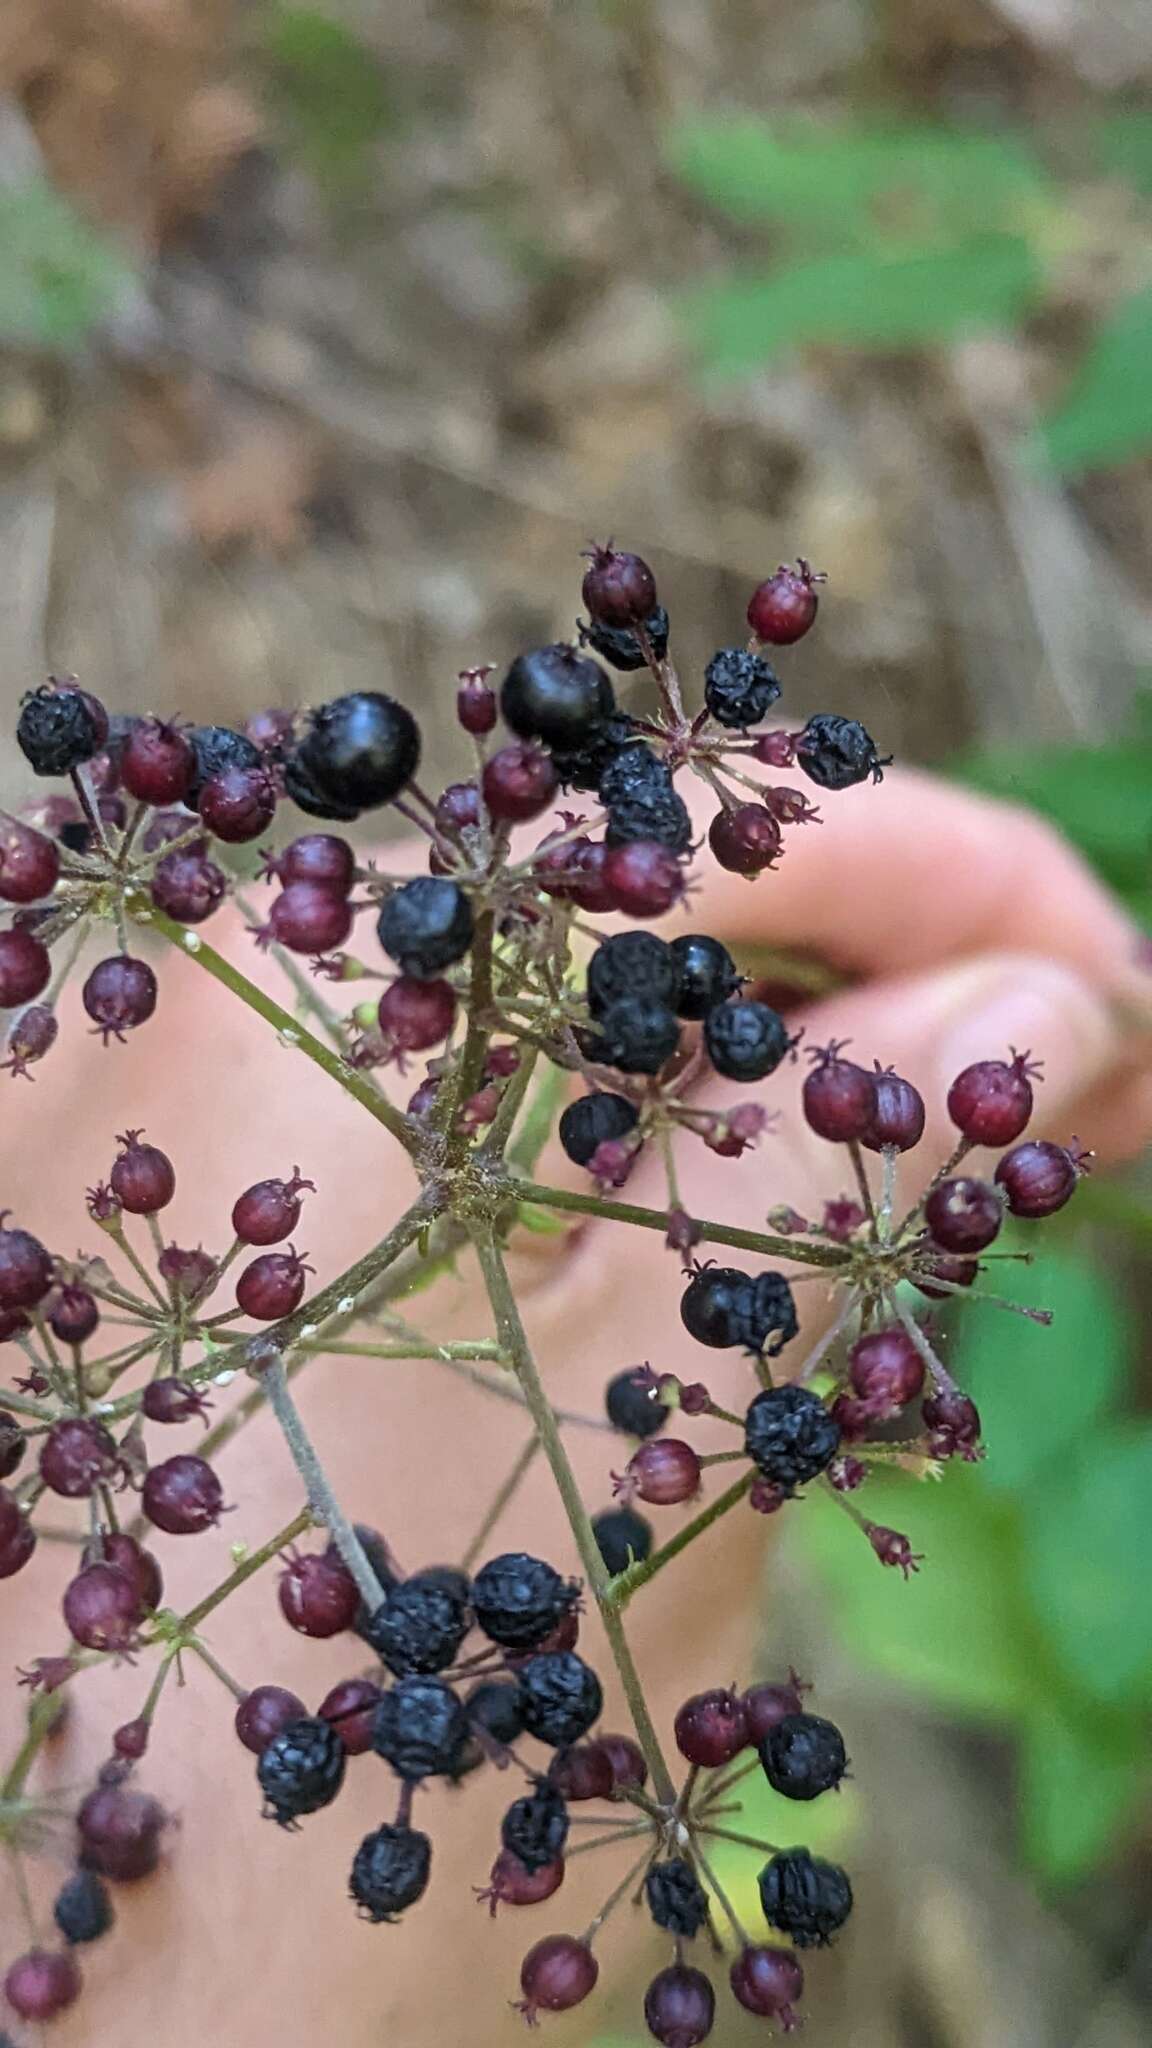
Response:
[744,1272,800,1358]
[472,1552,579,1653]
[516,1652,603,1748]
[587,997,680,1076]
[680,1266,757,1349]
[53,1868,114,1944]
[645,1858,710,1938]
[350,1824,431,1924]
[186,725,262,804]
[17,686,104,777]
[579,605,670,672]
[550,714,639,792]
[795,714,887,791]
[597,743,669,807]
[744,1385,840,1494]
[605,1369,668,1439]
[377,878,474,979]
[758,1849,854,1948]
[592,1505,653,1576]
[669,934,741,1020]
[559,1092,639,1168]
[372,1676,469,1780]
[297,691,420,810]
[258,1714,346,1826]
[465,1679,527,1747]
[501,646,615,751]
[605,781,693,854]
[587,931,678,1017]
[282,748,362,822]
[760,1713,848,1801]
[704,647,781,729]
[704,1000,792,1082]
[501,1782,569,1872]
[362,1576,470,1675]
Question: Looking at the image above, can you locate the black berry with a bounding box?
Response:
[645,1858,710,1938]
[186,724,262,804]
[703,999,791,1082]
[704,647,781,728]
[349,1823,432,1922]
[465,1679,526,1747]
[795,714,886,790]
[680,1266,755,1349]
[669,934,741,1020]
[758,1849,854,1947]
[362,1574,470,1675]
[580,604,669,671]
[587,931,677,1017]
[592,1505,652,1575]
[257,1714,346,1826]
[605,1368,669,1438]
[559,1092,639,1168]
[515,1652,602,1747]
[550,713,638,792]
[377,878,473,979]
[371,1675,468,1779]
[296,692,420,810]
[501,1782,569,1872]
[17,683,106,776]
[744,1385,840,1494]
[282,749,362,822]
[53,1868,114,1945]
[472,1552,578,1653]
[588,996,680,1076]
[760,1712,848,1800]
[501,646,615,750]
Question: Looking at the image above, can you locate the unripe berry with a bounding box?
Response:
[617,1438,701,1506]
[142,1454,227,1534]
[922,1388,982,1461]
[995,1139,1083,1218]
[478,1849,564,1915]
[0,818,59,903]
[674,1687,749,1767]
[516,1935,598,2022]
[603,840,685,917]
[947,1050,1038,1146]
[3,1002,58,1075]
[0,925,51,1006]
[747,560,822,644]
[40,1418,121,1498]
[278,1551,359,1638]
[4,1949,81,2021]
[707,803,781,875]
[0,1489,35,1577]
[866,1524,923,1576]
[62,1562,142,1651]
[742,1676,807,1743]
[141,1377,213,1426]
[198,763,277,843]
[271,834,356,893]
[121,718,195,805]
[113,1717,151,1760]
[803,1043,877,1142]
[82,955,157,1041]
[265,882,353,956]
[100,1532,163,1611]
[456,671,497,735]
[860,1067,925,1152]
[924,1176,1002,1253]
[235,1684,307,1754]
[729,1944,804,2021]
[0,1410,25,1479]
[0,1223,53,1308]
[157,1244,217,1300]
[77,1783,166,1881]
[848,1328,924,1414]
[231,1169,314,1246]
[151,847,227,924]
[377,977,456,1052]
[236,1246,312,1319]
[581,543,657,627]
[109,1129,175,1214]
[318,1677,384,1754]
[913,1250,978,1300]
[644,1964,715,2047]
[49,1286,100,1344]
[482,742,558,823]
[597,1731,648,1793]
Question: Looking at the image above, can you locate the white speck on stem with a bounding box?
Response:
[336,1296,355,1315]
[298,1323,318,1339]
[279,1028,300,1047]
[213,1369,237,1387]
[182,931,202,953]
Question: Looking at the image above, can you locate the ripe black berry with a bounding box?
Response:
[645,1858,710,1938]
[643,1963,715,2047]
[0,1489,34,1578]
[589,996,680,1076]
[515,1652,602,1747]
[598,741,669,807]
[680,1266,754,1349]
[82,955,157,1041]
[587,931,677,1017]
[758,1848,854,1947]
[349,1823,432,1922]
[0,1412,25,1480]
[580,604,669,670]
[549,712,638,792]
[995,1139,1082,1218]
[296,692,420,810]
[17,683,106,775]
[501,645,615,750]
[744,1385,840,1494]
[669,934,740,1020]
[559,1092,639,1168]
[760,1712,848,1800]
[54,1868,114,1944]
[592,1504,652,1575]
[257,1714,347,1825]
[795,713,886,790]
[472,1551,578,1652]
[359,1575,466,1677]
[282,749,362,822]
[703,999,791,1082]
[186,724,262,803]
[703,646,781,728]
[501,1782,569,1872]
[603,762,692,851]
[605,1368,669,1438]
[377,878,473,979]
[465,1679,526,1747]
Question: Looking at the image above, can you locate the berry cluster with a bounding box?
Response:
[0,542,1089,2040]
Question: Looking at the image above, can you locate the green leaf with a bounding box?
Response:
[268,5,394,180]
[958,1243,1130,1493]
[1019,1700,1147,1881]
[953,738,1152,896]
[506,1061,568,1176]
[1021,1424,1152,1704]
[514,1202,570,1237]
[1092,112,1152,196]
[1037,286,1152,475]
[0,180,136,351]
[684,237,1043,374]
[793,1472,1039,1715]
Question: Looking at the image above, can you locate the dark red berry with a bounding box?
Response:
[597,1731,648,1794]
[278,1551,359,1638]
[0,818,59,903]
[707,803,781,876]
[848,1328,924,1414]
[548,1742,615,1802]
[924,1176,1003,1253]
[581,543,657,627]
[156,1244,217,1299]
[517,1935,598,2021]
[828,1393,876,1442]
[151,846,227,925]
[922,1388,982,1461]
[109,1129,175,1214]
[947,1050,1038,1147]
[4,1949,81,2021]
[100,1532,163,1611]
[82,955,157,1041]
[748,560,822,645]
[643,1963,715,2046]
[0,1487,36,1577]
[235,1246,312,1320]
[995,1138,1083,1218]
[482,742,558,823]
[40,1418,121,1498]
[860,1067,926,1153]
[434,781,483,837]
[141,1377,212,1426]
[265,882,353,956]
[198,764,277,843]
[235,1683,307,1754]
[272,834,356,893]
[0,1410,25,1479]
[3,1002,58,1076]
[0,1222,53,1308]
[913,1250,979,1300]
[49,1285,100,1344]
[866,1524,923,1576]
[566,839,618,913]
[478,1848,564,1915]
[742,1677,807,1743]
[0,926,51,1006]
[231,1169,314,1246]
[674,1687,749,1768]
[142,1454,227,1534]
[729,1944,804,2022]
[77,1782,166,1881]
[114,1718,151,1760]
[802,1042,877,1142]
[603,840,685,918]
[120,719,195,805]
[457,670,497,736]
[377,977,456,1052]
[62,1562,142,1651]
[617,1438,701,1507]
[318,1677,384,1754]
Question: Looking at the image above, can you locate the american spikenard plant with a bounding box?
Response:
[0,549,1089,2038]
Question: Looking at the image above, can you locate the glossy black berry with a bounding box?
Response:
[501,1782,569,1872]
[349,1823,432,1922]
[465,1679,526,1746]
[760,1713,848,1800]
[605,1368,669,1439]
[0,1412,25,1480]
[744,1386,840,1494]
[362,1575,470,1675]
[53,1868,114,1944]
[17,685,105,776]
[680,1266,755,1349]
[704,647,781,728]
[559,1091,639,1168]
[372,1676,469,1780]
[592,1504,653,1575]
[501,646,616,751]
[743,1271,799,1357]
[550,713,638,792]
[257,1714,346,1826]
[282,749,362,822]
[604,779,693,853]
[758,1849,854,1948]
[297,691,420,810]
[703,999,791,1082]
[580,605,669,671]
[645,1858,710,1938]
[377,878,474,979]
[588,996,680,1076]
[587,932,677,1018]
[516,1652,603,1748]
[186,725,262,804]
[472,1552,579,1653]
[669,934,741,1020]
[795,714,886,790]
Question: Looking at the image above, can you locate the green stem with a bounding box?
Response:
[178,1508,312,1633]
[189,1639,248,1703]
[260,1362,385,1609]
[607,1472,754,1609]
[443,908,497,1158]
[512,1181,851,1270]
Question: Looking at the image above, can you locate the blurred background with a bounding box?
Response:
[0,1,1150,2041]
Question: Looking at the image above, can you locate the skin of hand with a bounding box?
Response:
[0,768,1149,2046]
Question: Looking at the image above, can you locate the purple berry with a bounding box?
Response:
[643,1963,715,2046]
[548,1742,615,1802]
[742,1677,807,1743]
[603,840,685,918]
[235,1246,312,1319]
[142,1454,227,1534]
[198,764,277,843]
[913,1250,979,1300]
[82,955,157,1041]
[114,1717,151,1760]
[478,1848,564,1915]
[235,1684,307,1754]
[62,1562,142,1651]
[995,1138,1083,1218]
[40,1418,121,1498]
[3,1002,58,1076]
[318,1677,384,1754]
[924,1176,1003,1253]
[77,1782,166,1881]
[49,1286,100,1344]
[516,1936,598,2021]
[109,1129,175,1214]
[803,1042,877,1142]
[265,882,353,955]
[270,834,356,893]
[848,1328,924,1414]
[922,1388,982,1461]
[377,977,457,1052]
[674,1687,749,1768]
[100,1532,163,1611]
[617,1438,701,1507]
[120,719,194,805]
[860,1067,925,1152]
[156,1244,217,1299]
[0,1222,53,1307]
[729,1944,804,2021]
[581,543,657,627]
[866,1524,923,1576]
[456,670,497,736]
[597,1731,648,1793]
[0,819,59,903]
[4,1949,82,2021]
[141,1377,212,1426]
[0,1410,25,1479]
[707,803,781,876]
[748,560,822,645]
[947,1050,1038,1146]
[151,846,227,924]
[278,1551,359,1638]
[0,1486,36,1577]
[482,742,558,823]
[231,1168,314,1246]
[0,926,51,1006]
